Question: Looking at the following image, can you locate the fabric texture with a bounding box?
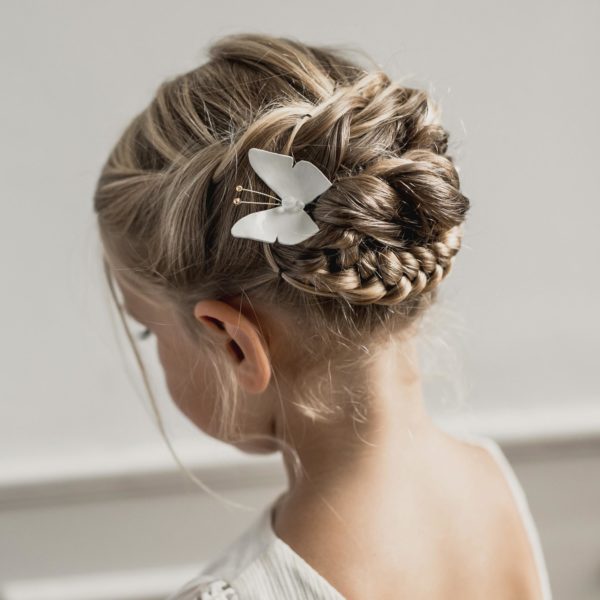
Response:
[166,433,553,600]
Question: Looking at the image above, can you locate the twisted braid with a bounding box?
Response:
[214,70,468,306]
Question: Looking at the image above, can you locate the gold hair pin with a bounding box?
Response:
[232,185,281,206]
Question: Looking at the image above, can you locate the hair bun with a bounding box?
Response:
[263,74,470,306]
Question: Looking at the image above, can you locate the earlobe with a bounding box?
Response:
[193,299,272,394]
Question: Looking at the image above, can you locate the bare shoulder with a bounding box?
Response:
[450,434,545,599]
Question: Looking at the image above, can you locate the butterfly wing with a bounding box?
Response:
[248,148,332,205]
[273,210,319,245]
[231,206,319,245]
[230,207,280,243]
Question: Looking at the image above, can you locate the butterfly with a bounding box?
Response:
[230,148,333,245]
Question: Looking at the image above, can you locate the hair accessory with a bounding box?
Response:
[231,148,333,245]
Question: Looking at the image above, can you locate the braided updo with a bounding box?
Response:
[94,33,470,434]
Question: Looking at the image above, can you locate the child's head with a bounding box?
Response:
[93,33,470,457]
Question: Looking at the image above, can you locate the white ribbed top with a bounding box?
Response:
[167,434,552,600]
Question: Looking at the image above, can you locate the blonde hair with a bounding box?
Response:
[93,32,470,460]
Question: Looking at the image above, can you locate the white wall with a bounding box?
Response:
[1,0,599,597]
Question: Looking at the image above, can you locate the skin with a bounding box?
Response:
[114,271,543,600]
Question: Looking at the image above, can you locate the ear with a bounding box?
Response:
[193,299,272,394]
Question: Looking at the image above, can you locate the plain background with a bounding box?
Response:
[0,1,599,598]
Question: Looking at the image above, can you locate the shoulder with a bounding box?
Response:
[452,434,547,599]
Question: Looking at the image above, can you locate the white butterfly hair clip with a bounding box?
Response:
[231,148,333,245]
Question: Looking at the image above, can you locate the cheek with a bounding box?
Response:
[153,330,277,453]
[155,334,218,434]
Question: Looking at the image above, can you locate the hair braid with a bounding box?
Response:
[94,32,472,435]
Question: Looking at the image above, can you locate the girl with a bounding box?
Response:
[93,33,552,600]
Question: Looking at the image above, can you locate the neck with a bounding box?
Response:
[274,336,443,519]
